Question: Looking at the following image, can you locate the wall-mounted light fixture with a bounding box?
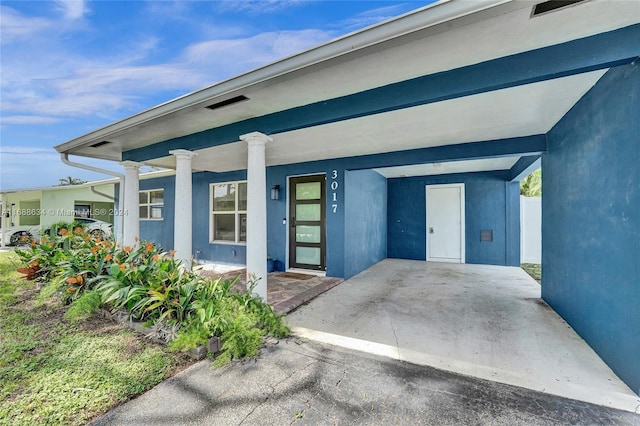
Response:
[270,185,280,200]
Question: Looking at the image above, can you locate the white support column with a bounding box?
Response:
[170,149,197,268]
[240,131,272,301]
[120,161,141,248]
[116,177,125,244]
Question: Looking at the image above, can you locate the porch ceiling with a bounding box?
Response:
[147,70,604,174]
[373,158,520,179]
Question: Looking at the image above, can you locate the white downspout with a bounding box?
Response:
[90,186,115,200]
[60,154,125,243]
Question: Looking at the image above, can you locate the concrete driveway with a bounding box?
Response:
[91,338,640,425]
[287,259,640,413]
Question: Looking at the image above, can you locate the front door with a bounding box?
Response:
[289,175,326,271]
[426,183,465,263]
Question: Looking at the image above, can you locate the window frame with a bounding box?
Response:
[139,188,164,221]
[209,181,247,244]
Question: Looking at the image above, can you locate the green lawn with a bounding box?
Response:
[0,251,192,425]
[521,263,541,284]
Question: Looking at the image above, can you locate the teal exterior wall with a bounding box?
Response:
[543,63,640,395]
[266,160,346,277]
[387,172,520,266]
[134,158,521,278]
[344,170,388,279]
[192,170,248,265]
[139,176,175,251]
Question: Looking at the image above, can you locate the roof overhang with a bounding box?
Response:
[54,0,640,177]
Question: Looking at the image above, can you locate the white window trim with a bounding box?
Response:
[209,181,247,245]
[139,188,164,221]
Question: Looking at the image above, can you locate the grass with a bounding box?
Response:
[521,263,541,284]
[0,251,194,425]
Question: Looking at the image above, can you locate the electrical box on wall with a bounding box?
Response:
[480,230,493,242]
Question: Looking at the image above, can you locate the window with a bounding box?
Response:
[19,200,40,226]
[210,181,247,243]
[74,204,91,218]
[139,189,164,220]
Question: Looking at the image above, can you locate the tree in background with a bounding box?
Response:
[520,168,541,197]
[57,176,86,186]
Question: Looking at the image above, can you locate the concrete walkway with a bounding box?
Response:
[90,338,640,425]
[287,259,640,413]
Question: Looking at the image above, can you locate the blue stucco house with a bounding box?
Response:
[55,1,639,395]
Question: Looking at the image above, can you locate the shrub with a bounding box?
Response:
[168,326,209,352]
[16,222,116,303]
[215,313,263,365]
[15,223,289,365]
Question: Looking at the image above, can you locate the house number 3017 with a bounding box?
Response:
[331,170,338,213]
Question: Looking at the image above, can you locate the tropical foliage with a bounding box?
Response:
[57,176,86,186]
[15,222,288,365]
[520,168,542,197]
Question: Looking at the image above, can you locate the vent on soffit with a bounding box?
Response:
[90,140,112,148]
[532,0,588,17]
[205,95,249,111]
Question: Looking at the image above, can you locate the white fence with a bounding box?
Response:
[520,196,541,264]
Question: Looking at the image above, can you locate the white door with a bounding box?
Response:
[426,184,465,263]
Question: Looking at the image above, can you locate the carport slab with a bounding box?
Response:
[286,259,640,413]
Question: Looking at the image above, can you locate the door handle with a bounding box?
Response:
[291,217,295,228]
[429,227,434,234]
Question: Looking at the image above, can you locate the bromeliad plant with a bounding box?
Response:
[16,222,117,302]
[16,221,289,364]
[94,241,184,321]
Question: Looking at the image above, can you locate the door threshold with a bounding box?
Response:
[286,268,326,277]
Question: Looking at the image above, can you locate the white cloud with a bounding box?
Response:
[2,64,209,119]
[54,0,89,20]
[2,26,334,122]
[0,146,56,155]
[0,1,88,44]
[184,29,335,72]
[216,0,306,15]
[0,6,52,44]
[337,4,413,31]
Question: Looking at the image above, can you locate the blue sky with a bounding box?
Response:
[0,0,432,190]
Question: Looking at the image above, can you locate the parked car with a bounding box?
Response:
[1,218,113,246]
[0,226,39,246]
[68,217,113,239]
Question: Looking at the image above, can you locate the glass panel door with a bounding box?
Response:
[289,175,326,271]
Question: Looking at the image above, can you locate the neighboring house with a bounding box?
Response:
[53,1,639,395]
[0,171,174,246]
[0,179,116,245]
